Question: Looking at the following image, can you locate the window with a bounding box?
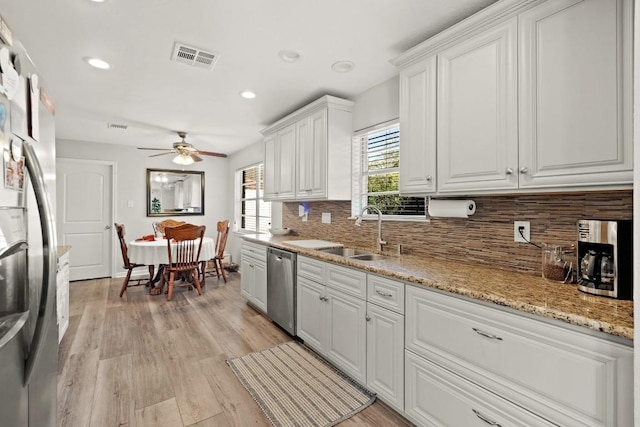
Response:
[352,121,426,219]
[236,163,271,233]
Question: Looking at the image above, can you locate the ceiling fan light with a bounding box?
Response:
[173,154,194,165]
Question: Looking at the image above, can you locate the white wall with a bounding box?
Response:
[352,76,399,131]
[56,138,228,276]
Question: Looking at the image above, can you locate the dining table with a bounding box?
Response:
[128,236,215,294]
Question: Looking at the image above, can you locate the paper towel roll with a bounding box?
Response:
[428,199,476,218]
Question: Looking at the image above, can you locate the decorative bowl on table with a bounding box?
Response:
[269,228,291,236]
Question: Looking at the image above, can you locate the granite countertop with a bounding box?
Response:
[242,234,634,341]
[57,245,71,258]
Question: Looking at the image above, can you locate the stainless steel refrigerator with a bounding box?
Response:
[0,32,59,427]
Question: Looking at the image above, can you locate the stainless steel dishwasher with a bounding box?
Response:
[267,247,297,335]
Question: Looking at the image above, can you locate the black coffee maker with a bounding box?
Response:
[577,220,633,299]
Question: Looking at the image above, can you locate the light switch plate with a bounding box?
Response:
[321,213,331,224]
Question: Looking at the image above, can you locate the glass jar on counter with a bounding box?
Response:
[541,244,574,283]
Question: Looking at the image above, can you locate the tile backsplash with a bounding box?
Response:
[282,190,633,275]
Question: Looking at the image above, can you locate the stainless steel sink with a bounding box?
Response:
[318,247,390,262]
[349,253,390,261]
[319,247,372,257]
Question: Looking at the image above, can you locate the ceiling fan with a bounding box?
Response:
[138,132,227,165]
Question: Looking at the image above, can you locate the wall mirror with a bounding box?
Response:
[146,168,205,216]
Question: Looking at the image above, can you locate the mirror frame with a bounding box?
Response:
[146,168,205,217]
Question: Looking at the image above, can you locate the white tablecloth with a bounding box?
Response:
[128,237,215,265]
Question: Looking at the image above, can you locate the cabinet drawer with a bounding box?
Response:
[405,350,554,427]
[326,263,366,299]
[406,286,633,427]
[297,256,326,283]
[367,274,405,314]
[241,241,267,262]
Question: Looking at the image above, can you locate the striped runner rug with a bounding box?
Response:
[227,341,376,427]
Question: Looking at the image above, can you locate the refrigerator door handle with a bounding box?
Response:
[0,311,29,352]
[22,141,57,385]
[0,240,28,261]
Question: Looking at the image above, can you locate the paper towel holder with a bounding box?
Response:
[427,197,477,218]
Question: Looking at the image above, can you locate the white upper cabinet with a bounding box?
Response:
[262,95,354,201]
[263,125,296,200]
[437,18,518,193]
[392,0,633,195]
[296,109,328,199]
[399,56,437,194]
[518,0,633,188]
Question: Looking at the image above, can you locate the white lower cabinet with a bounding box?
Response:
[56,250,70,343]
[405,351,554,427]
[296,256,367,383]
[240,241,267,313]
[405,285,633,427]
[366,302,404,412]
[325,287,367,383]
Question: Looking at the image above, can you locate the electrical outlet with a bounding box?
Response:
[514,221,530,243]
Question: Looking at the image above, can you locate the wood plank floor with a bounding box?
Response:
[58,272,412,427]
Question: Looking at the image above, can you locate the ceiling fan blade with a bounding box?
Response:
[138,147,173,151]
[197,150,228,158]
[148,152,175,158]
[191,153,204,162]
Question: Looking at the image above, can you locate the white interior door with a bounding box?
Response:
[56,159,113,281]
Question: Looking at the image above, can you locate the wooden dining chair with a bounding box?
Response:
[163,223,206,301]
[115,223,155,297]
[153,219,186,236]
[205,220,230,284]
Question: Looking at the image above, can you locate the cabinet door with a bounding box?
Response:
[325,287,366,383]
[276,125,296,200]
[263,134,278,199]
[296,109,327,199]
[240,253,255,300]
[296,276,325,352]
[366,303,404,412]
[252,258,267,313]
[518,0,632,188]
[399,56,437,194]
[437,18,518,193]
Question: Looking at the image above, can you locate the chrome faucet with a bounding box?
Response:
[355,204,387,252]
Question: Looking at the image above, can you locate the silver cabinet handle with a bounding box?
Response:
[375,289,393,298]
[104,224,112,230]
[426,175,432,182]
[319,296,328,302]
[519,167,528,174]
[505,168,513,175]
[472,327,503,341]
[472,409,502,426]
[248,264,254,268]
[365,315,371,322]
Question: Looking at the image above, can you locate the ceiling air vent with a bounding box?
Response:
[107,123,128,130]
[171,42,220,70]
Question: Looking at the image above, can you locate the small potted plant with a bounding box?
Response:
[151,197,161,213]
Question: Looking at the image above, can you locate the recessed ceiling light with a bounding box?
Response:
[240,90,256,99]
[278,50,303,63]
[89,0,108,3]
[84,57,111,70]
[331,60,355,73]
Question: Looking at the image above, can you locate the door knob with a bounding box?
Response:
[519,167,528,174]
[505,168,514,175]
[104,225,111,230]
